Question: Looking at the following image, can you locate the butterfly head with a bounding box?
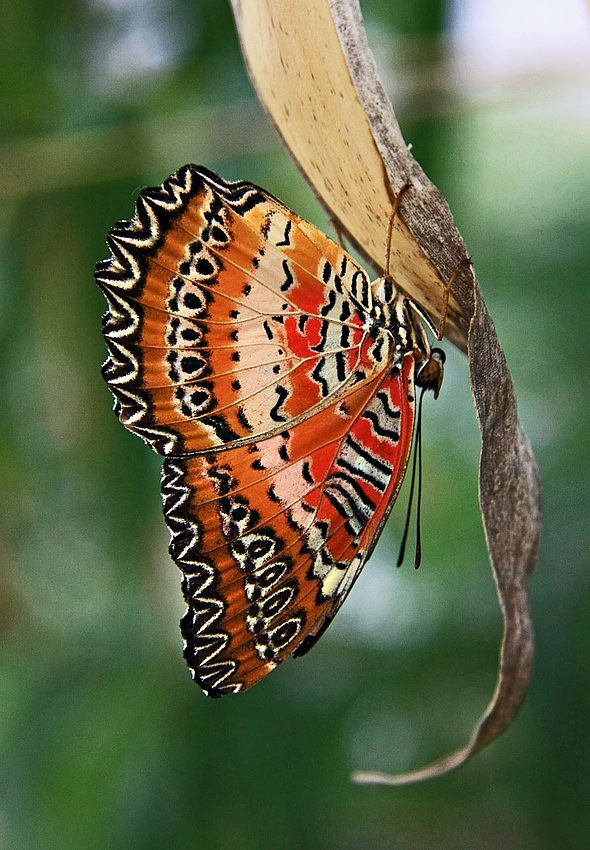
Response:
[415,347,445,399]
[399,296,446,400]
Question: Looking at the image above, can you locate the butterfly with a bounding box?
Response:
[96,165,445,697]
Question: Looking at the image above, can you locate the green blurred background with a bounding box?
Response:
[1,1,589,848]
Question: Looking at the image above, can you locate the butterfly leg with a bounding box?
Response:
[329,218,347,249]
[436,256,473,341]
[384,183,411,279]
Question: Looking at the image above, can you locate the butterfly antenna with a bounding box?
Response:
[436,256,472,341]
[396,386,424,568]
[414,388,425,568]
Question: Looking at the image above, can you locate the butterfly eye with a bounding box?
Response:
[416,348,446,399]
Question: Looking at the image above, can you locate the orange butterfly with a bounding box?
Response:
[96,165,443,696]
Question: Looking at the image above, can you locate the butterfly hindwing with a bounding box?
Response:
[162,356,415,695]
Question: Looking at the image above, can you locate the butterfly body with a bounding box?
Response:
[96,165,439,696]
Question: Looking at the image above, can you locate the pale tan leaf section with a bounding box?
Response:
[230,0,542,784]
[230,0,472,352]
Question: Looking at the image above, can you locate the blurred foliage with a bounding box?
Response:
[1,1,589,848]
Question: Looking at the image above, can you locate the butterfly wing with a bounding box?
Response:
[96,165,385,456]
[96,165,417,695]
[164,356,415,695]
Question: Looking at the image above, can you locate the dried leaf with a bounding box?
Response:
[230,0,473,352]
[230,0,542,783]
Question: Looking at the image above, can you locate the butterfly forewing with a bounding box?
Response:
[96,165,420,695]
[97,165,381,457]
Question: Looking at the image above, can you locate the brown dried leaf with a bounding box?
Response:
[230,0,542,784]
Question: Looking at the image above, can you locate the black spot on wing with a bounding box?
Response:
[311,358,329,397]
[280,260,294,292]
[276,220,292,247]
[270,385,289,422]
[320,290,337,317]
[301,461,314,485]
